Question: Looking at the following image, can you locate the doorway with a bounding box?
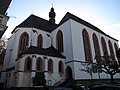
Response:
[66,66,73,80]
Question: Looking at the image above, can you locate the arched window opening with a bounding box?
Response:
[101,37,108,56]
[108,40,115,62]
[66,66,72,79]
[56,30,63,52]
[18,32,29,55]
[58,61,64,74]
[114,43,118,52]
[48,59,53,73]
[37,34,43,48]
[36,58,43,72]
[24,57,32,71]
[93,33,101,63]
[82,29,92,63]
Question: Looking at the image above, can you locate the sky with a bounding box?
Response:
[3,0,120,45]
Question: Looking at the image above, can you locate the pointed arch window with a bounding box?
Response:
[56,30,63,52]
[58,61,64,74]
[37,34,43,48]
[108,40,115,62]
[114,43,118,52]
[18,32,29,55]
[48,59,53,73]
[101,37,108,56]
[24,57,32,71]
[93,33,101,63]
[82,29,92,62]
[36,57,43,71]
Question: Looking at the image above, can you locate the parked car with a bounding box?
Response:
[91,85,120,90]
[65,84,86,90]
[54,87,72,90]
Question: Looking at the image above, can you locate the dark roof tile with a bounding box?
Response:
[58,12,118,41]
[21,46,66,59]
[12,14,57,33]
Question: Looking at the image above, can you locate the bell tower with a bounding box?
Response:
[49,7,56,24]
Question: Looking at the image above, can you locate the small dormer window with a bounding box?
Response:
[0,16,3,24]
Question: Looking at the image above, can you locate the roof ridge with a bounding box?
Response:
[11,14,57,33]
[58,12,118,41]
[21,46,66,59]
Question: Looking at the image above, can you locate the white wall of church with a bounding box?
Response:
[15,54,65,87]
[29,28,51,48]
[51,20,73,61]
[1,27,51,84]
[70,19,119,63]
[45,56,65,86]
[0,34,16,82]
[4,27,52,68]
[70,19,85,61]
[70,19,119,80]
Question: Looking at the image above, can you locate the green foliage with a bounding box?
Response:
[33,72,46,86]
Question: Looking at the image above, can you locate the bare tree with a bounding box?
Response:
[0,37,7,63]
[80,62,93,85]
[95,54,120,84]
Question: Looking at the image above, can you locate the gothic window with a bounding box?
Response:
[48,59,53,73]
[108,40,115,62]
[0,16,3,23]
[101,37,108,56]
[93,33,101,63]
[24,57,32,71]
[82,29,92,62]
[56,30,63,52]
[37,34,43,48]
[58,61,64,74]
[36,57,43,71]
[114,43,118,52]
[18,32,29,55]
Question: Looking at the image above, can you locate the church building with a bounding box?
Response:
[0,7,120,87]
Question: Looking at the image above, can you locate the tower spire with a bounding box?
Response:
[49,6,56,24]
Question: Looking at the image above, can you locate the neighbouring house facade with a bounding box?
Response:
[0,7,120,88]
[0,0,12,38]
[0,0,12,83]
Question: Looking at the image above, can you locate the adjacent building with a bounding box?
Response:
[0,0,12,85]
[0,0,12,38]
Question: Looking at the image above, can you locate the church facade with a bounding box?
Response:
[0,7,120,87]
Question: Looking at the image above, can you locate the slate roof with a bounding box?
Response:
[21,46,66,59]
[12,14,57,33]
[12,12,118,41]
[59,12,118,41]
